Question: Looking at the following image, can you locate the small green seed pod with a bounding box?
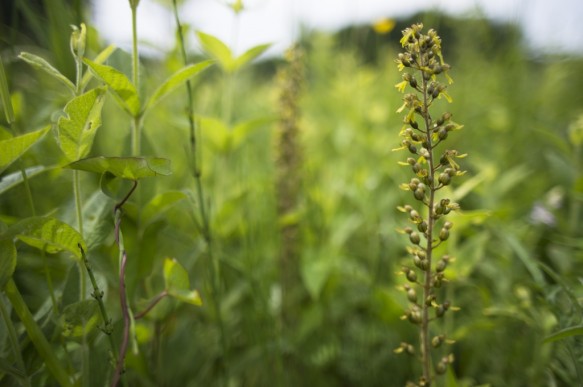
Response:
[406,269,417,283]
[438,172,451,186]
[407,287,418,303]
[409,232,421,245]
[413,188,425,201]
[435,361,447,375]
[438,128,448,140]
[443,221,453,229]
[432,335,444,348]
[439,228,449,241]
[417,220,428,233]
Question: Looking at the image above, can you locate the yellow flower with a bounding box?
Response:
[373,18,396,35]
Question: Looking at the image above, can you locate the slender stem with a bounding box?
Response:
[78,244,118,364]
[4,279,73,387]
[0,293,31,387]
[134,290,168,320]
[130,4,139,90]
[111,181,138,387]
[172,1,229,384]
[421,64,434,385]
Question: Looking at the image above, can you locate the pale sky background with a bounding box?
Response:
[93,0,583,57]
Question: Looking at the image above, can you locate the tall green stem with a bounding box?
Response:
[172,1,229,383]
[421,72,434,383]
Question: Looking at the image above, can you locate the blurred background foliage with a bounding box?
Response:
[1,1,583,386]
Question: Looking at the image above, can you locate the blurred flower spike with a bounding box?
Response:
[373,18,396,35]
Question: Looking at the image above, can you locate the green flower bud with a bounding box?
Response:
[407,287,418,303]
[436,361,447,375]
[443,221,453,229]
[409,232,421,244]
[406,269,417,283]
[438,128,448,140]
[438,172,451,185]
[414,188,425,201]
[436,259,447,272]
[432,335,444,348]
[439,228,449,241]
[417,220,428,233]
[70,23,87,58]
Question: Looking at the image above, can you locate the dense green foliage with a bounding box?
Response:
[1,3,583,386]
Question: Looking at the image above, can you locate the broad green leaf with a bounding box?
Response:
[233,43,271,71]
[66,156,172,180]
[5,216,86,261]
[169,288,202,306]
[145,60,213,112]
[163,257,189,292]
[59,300,99,338]
[81,191,115,249]
[57,87,106,161]
[0,165,53,195]
[544,325,583,343]
[0,126,50,174]
[99,171,136,200]
[196,31,233,72]
[163,257,202,305]
[83,58,140,116]
[142,191,187,226]
[0,57,14,124]
[81,44,117,89]
[0,239,16,289]
[18,52,76,94]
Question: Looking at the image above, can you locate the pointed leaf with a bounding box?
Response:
[66,156,171,180]
[169,289,202,306]
[233,43,271,71]
[544,325,583,343]
[83,58,140,116]
[196,31,233,72]
[57,87,106,161]
[81,44,117,90]
[81,191,115,249]
[142,191,187,226]
[5,216,86,261]
[145,60,213,112]
[163,257,189,292]
[0,126,50,174]
[19,52,76,94]
[0,165,53,195]
[0,239,16,289]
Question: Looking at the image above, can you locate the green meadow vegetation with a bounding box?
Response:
[1,1,583,386]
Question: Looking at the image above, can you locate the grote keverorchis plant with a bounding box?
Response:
[393,23,465,386]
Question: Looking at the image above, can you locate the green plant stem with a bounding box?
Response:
[4,279,73,387]
[78,244,118,366]
[172,1,229,384]
[0,293,31,387]
[421,69,435,384]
